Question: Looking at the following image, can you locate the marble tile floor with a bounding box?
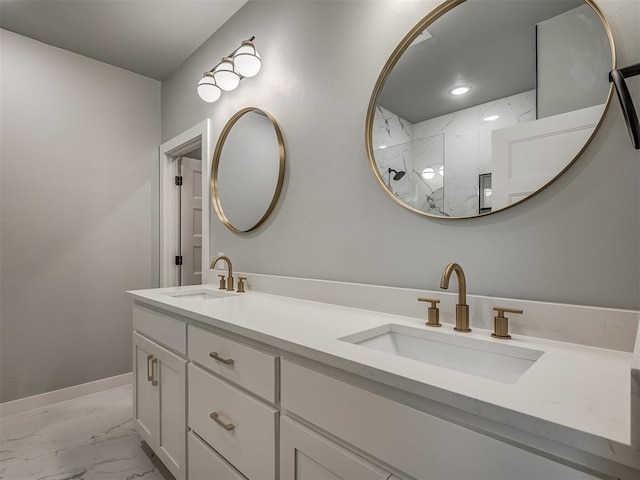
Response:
[0,385,174,480]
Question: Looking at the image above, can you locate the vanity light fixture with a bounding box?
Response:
[449,85,471,96]
[483,115,499,121]
[197,36,261,103]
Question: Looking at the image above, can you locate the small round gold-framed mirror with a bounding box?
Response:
[365,0,615,219]
[211,107,285,233]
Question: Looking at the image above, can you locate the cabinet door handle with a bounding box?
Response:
[209,352,234,365]
[210,412,235,431]
[146,354,154,382]
[151,357,158,386]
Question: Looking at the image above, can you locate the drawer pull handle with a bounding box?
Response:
[210,412,235,431]
[151,357,158,386]
[209,352,234,365]
[146,355,154,382]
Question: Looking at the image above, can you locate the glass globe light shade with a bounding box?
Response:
[197,74,221,103]
[233,42,261,78]
[422,167,435,180]
[213,58,240,91]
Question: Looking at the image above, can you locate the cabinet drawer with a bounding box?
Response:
[188,364,277,480]
[281,361,596,480]
[133,304,186,355]
[188,431,246,480]
[188,324,277,403]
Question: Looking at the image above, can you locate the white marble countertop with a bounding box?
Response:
[128,284,640,470]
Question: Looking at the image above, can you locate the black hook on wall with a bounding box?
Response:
[609,63,640,150]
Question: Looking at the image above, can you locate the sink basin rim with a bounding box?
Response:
[339,323,544,384]
[162,288,236,300]
[340,323,543,361]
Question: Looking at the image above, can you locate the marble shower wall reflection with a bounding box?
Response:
[373,90,536,217]
[373,106,445,215]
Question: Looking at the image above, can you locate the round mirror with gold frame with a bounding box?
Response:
[365,0,615,219]
[212,107,285,233]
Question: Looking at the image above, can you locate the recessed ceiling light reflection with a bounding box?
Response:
[379,145,387,149]
[449,85,471,96]
[483,115,500,121]
[439,165,444,176]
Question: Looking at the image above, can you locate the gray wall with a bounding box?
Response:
[0,30,161,402]
[162,0,640,310]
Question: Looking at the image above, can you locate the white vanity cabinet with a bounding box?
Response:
[129,295,634,480]
[132,331,187,480]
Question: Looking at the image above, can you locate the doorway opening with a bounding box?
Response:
[159,120,211,287]
[177,153,202,285]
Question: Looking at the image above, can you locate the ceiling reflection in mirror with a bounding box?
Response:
[366,0,614,218]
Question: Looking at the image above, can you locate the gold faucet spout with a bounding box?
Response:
[210,255,234,291]
[440,262,470,332]
[440,262,466,306]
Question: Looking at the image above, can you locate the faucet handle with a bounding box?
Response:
[491,306,523,339]
[237,277,247,293]
[418,297,441,328]
[218,275,227,290]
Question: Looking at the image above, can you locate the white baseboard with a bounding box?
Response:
[0,372,132,418]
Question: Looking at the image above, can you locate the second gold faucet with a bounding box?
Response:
[440,262,470,332]
[210,255,234,291]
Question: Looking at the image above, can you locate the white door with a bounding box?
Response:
[491,104,603,210]
[180,157,202,286]
[280,416,390,480]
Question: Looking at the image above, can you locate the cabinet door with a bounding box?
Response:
[280,416,389,480]
[133,332,187,480]
[155,342,187,480]
[133,332,158,448]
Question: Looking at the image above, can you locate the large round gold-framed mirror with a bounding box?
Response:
[211,107,285,233]
[365,0,615,219]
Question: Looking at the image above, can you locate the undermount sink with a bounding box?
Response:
[339,324,543,384]
[163,288,235,300]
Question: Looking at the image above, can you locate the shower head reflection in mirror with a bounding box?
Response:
[366,0,615,219]
[389,168,406,182]
[387,168,407,196]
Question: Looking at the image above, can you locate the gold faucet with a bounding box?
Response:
[440,262,470,332]
[210,255,234,291]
